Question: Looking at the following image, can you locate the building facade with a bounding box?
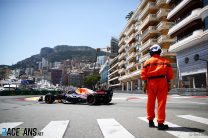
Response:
[118,9,141,92]
[117,0,179,92]
[108,56,121,90]
[99,60,109,89]
[168,0,208,88]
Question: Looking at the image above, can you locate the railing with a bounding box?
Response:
[140,54,150,63]
[127,52,136,61]
[157,8,171,18]
[140,14,157,30]
[141,39,157,52]
[139,2,157,20]
[156,0,166,6]
[140,26,158,41]
[157,21,174,31]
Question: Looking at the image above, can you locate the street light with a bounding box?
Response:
[194,54,208,89]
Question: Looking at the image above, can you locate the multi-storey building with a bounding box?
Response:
[168,0,208,88]
[117,0,179,92]
[99,60,109,88]
[108,56,120,90]
[118,9,142,92]
[138,0,177,87]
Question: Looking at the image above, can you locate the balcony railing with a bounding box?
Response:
[140,54,151,63]
[118,53,125,60]
[168,8,202,36]
[127,52,136,61]
[169,29,205,52]
[127,25,136,36]
[118,60,125,67]
[126,62,135,70]
[157,21,174,31]
[118,44,125,53]
[139,2,157,20]
[127,33,135,44]
[158,35,176,44]
[156,0,166,6]
[118,68,125,74]
[119,37,125,46]
[140,26,158,41]
[157,8,171,18]
[128,44,136,52]
[140,14,158,31]
[141,39,157,52]
[167,0,191,20]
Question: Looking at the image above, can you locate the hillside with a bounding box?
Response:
[12,45,107,69]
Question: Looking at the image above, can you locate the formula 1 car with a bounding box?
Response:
[38,88,113,105]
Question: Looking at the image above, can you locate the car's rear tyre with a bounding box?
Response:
[103,96,112,104]
[45,93,55,104]
[87,94,97,105]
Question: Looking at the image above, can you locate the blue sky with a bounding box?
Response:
[0,0,140,65]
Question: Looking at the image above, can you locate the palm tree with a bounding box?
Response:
[125,11,134,20]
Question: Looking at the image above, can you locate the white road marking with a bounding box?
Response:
[97,118,135,138]
[138,117,208,138]
[112,98,126,100]
[34,120,69,138]
[0,122,23,134]
[178,115,208,125]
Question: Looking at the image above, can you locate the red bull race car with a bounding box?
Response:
[38,88,113,105]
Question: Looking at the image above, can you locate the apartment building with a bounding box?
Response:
[168,0,208,88]
[108,56,120,90]
[117,0,178,92]
[118,9,142,92]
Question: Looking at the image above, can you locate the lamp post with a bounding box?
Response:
[194,54,208,89]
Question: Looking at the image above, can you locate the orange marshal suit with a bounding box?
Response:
[141,55,173,123]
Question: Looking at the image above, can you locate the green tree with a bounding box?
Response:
[125,11,134,20]
[83,73,100,90]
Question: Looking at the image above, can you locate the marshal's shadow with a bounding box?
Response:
[168,127,205,133]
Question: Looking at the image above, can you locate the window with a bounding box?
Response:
[203,0,208,6]
[204,16,208,30]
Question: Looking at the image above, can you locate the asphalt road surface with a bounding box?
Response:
[0,93,208,138]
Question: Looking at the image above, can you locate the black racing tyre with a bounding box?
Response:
[103,96,112,104]
[45,93,55,104]
[87,94,97,105]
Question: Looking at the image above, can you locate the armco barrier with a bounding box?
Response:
[0,90,63,96]
[170,88,208,96]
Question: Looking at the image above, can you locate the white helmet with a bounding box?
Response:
[149,44,162,56]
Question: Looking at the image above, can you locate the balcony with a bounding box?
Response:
[118,69,141,81]
[118,60,125,67]
[118,53,125,61]
[128,44,136,52]
[158,35,176,44]
[156,0,166,6]
[108,62,118,72]
[140,26,158,41]
[119,37,126,46]
[167,0,191,20]
[108,76,119,82]
[108,70,118,77]
[139,2,158,20]
[157,21,174,32]
[127,33,136,44]
[157,8,171,19]
[140,54,151,63]
[118,68,125,74]
[118,44,125,53]
[168,8,204,36]
[169,29,208,52]
[140,39,157,52]
[126,62,135,70]
[127,52,136,61]
[140,14,158,31]
[127,24,136,36]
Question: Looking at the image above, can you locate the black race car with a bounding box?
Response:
[38,88,113,105]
